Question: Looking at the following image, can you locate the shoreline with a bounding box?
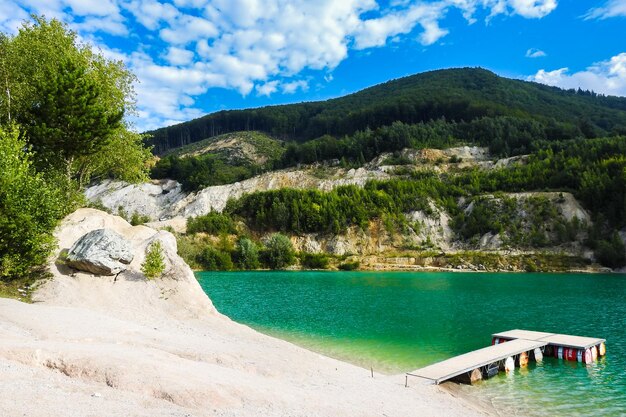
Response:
[194,264,616,274]
[0,209,489,417]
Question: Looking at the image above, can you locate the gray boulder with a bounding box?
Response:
[66,229,134,275]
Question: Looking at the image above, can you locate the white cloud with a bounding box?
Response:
[256,80,279,96]
[123,0,180,31]
[164,46,195,66]
[584,0,626,19]
[0,0,561,130]
[353,2,449,48]
[281,80,308,94]
[530,53,626,97]
[526,48,546,58]
[508,0,557,18]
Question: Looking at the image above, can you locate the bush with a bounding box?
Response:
[141,241,166,279]
[130,212,151,226]
[234,238,260,270]
[594,232,626,268]
[198,246,234,271]
[338,261,360,271]
[0,125,73,279]
[262,233,295,269]
[300,252,329,269]
[187,211,237,235]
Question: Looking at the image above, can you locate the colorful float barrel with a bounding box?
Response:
[598,342,606,356]
[518,351,529,367]
[555,346,593,364]
[501,356,515,372]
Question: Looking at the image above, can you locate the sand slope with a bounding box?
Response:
[0,209,486,417]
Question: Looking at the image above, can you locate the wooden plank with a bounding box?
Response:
[409,339,547,384]
[539,334,605,350]
[492,329,555,341]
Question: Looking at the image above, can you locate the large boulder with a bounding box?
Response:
[66,229,134,275]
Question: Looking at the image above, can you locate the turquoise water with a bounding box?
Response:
[197,271,626,416]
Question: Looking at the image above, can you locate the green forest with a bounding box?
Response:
[149,67,626,154]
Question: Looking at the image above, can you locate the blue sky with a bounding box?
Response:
[1,0,625,131]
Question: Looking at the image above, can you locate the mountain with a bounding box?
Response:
[147,67,626,154]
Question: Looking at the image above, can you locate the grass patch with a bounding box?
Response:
[0,269,50,302]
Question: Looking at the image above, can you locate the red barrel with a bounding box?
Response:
[564,347,577,361]
[556,346,593,364]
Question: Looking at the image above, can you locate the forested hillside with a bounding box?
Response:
[148,68,626,154]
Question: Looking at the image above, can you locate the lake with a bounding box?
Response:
[197,271,626,416]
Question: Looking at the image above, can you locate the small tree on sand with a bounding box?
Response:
[141,241,165,279]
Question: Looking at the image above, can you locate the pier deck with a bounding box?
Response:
[408,329,606,385]
[492,329,605,350]
[408,338,547,384]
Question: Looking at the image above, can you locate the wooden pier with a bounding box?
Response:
[407,329,606,385]
[492,329,605,350]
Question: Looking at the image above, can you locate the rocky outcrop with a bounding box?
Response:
[38,208,216,321]
[66,229,134,275]
[85,167,390,228]
[85,179,185,221]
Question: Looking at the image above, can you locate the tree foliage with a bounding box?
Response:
[0,16,151,282]
[149,68,626,154]
[234,238,260,270]
[0,16,149,184]
[0,125,74,279]
[262,234,295,270]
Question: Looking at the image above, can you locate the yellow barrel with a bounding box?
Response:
[598,342,606,356]
[518,351,529,367]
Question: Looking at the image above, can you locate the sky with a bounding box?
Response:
[1,0,625,132]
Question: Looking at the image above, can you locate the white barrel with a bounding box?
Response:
[533,348,543,362]
[504,356,515,372]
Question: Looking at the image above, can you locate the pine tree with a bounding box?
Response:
[25,57,122,178]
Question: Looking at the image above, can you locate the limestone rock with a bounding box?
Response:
[66,229,134,275]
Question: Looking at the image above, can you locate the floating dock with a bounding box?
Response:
[407,329,606,385]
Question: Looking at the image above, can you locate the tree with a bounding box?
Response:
[141,241,166,279]
[25,57,123,178]
[2,16,148,184]
[263,233,295,269]
[235,238,259,270]
[0,125,73,279]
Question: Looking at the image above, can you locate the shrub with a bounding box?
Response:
[130,212,151,226]
[300,252,329,269]
[198,246,234,271]
[0,125,73,279]
[141,241,166,279]
[234,238,260,270]
[594,232,626,268]
[262,233,295,269]
[187,211,237,235]
[338,261,360,271]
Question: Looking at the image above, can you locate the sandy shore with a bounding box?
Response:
[0,209,490,417]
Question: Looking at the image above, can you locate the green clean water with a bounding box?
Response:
[197,271,626,416]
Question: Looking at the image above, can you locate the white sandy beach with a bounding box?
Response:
[0,209,488,417]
